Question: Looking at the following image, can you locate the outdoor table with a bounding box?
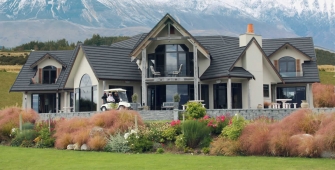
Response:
[276,99,292,108]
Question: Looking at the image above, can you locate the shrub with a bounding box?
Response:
[131,93,138,103]
[88,135,107,151]
[140,122,170,143]
[314,113,335,152]
[104,132,130,153]
[268,125,291,156]
[55,133,72,149]
[288,134,319,157]
[182,120,211,148]
[127,133,153,153]
[239,120,271,155]
[185,102,206,119]
[0,107,39,141]
[35,127,55,148]
[200,115,230,135]
[312,83,335,107]
[175,134,186,150]
[156,148,164,154]
[221,114,246,140]
[202,147,210,154]
[209,137,241,156]
[22,122,35,130]
[10,130,38,147]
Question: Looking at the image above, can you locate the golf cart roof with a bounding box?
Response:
[104,88,126,92]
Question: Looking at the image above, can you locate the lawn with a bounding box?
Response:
[319,71,335,85]
[0,72,22,109]
[0,146,334,170]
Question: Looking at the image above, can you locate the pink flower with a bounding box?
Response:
[203,115,210,120]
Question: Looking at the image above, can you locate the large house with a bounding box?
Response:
[10,14,320,113]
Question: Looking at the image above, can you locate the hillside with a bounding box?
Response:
[315,49,335,65]
[0,72,22,109]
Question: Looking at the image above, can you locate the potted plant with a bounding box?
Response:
[131,93,138,110]
[173,93,180,109]
[264,101,271,109]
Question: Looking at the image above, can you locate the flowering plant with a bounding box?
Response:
[199,115,230,135]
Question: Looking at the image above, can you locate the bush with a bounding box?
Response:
[314,113,335,152]
[182,120,211,148]
[22,122,35,130]
[239,120,271,155]
[104,132,130,153]
[175,134,186,150]
[221,114,246,140]
[312,83,335,107]
[185,102,206,119]
[139,122,170,143]
[10,130,38,147]
[209,137,241,156]
[156,147,164,154]
[88,135,107,151]
[199,115,230,135]
[35,127,55,148]
[127,133,153,153]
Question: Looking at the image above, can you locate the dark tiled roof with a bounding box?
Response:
[10,50,74,92]
[30,53,67,68]
[82,45,141,81]
[196,36,246,80]
[111,33,147,50]
[229,67,254,79]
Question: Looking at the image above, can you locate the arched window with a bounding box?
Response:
[77,74,97,112]
[43,66,57,84]
[279,57,296,77]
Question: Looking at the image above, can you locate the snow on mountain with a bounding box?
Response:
[0,0,334,50]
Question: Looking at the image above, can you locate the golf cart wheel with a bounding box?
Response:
[101,106,107,111]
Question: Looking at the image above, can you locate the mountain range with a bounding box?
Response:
[0,0,334,50]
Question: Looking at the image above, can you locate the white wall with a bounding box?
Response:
[244,42,264,108]
[239,34,262,47]
[262,57,281,103]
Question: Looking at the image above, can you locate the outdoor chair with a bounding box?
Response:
[172,64,183,77]
[150,66,161,77]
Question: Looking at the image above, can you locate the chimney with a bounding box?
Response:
[247,24,254,34]
[239,23,262,47]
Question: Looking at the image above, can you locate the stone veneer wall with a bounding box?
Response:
[38,108,335,121]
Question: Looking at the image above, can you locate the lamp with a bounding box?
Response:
[216,80,221,83]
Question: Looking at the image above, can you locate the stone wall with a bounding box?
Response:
[38,108,335,121]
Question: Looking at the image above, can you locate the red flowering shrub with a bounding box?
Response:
[314,113,335,152]
[199,115,230,135]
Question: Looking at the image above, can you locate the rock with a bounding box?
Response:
[321,151,335,158]
[81,144,89,151]
[90,126,106,138]
[74,143,80,150]
[67,144,74,150]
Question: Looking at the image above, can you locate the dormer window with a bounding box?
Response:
[43,66,57,84]
[279,57,296,77]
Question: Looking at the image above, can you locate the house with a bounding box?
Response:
[10,14,320,113]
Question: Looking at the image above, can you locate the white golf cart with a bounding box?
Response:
[100,88,131,111]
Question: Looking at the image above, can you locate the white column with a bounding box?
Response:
[306,83,310,105]
[193,45,198,100]
[64,91,68,108]
[309,83,314,108]
[227,78,232,109]
[24,92,27,111]
[248,80,251,109]
[141,49,147,106]
[103,80,106,91]
[56,92,59,113]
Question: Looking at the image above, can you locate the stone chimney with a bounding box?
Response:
[239,23,262,47]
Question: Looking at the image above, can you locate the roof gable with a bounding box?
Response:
[30,53,67,68]
[130,13,209,59]
[267,42,313,60]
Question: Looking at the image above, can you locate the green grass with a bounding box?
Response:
[0,72,22,109]
[0,146,334,170]
[319,71,335,85]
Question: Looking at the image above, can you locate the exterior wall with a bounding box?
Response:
[156,25,183,37]
[235,58,242,67]
[241,79,250,109]
[65,47,84,88]
[198,52,210,77]
[262,57,280,103]
[244,42,264,108]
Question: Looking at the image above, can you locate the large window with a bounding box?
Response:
[214,83,227,109]
[78,74,97,112]
[43,66,57,84]
[279,57,296,77]
[148,44,192,77]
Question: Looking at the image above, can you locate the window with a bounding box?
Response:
[279,57,296,77]
[77,74,96,112]
[43,66,57,84]
[263,84,269,97]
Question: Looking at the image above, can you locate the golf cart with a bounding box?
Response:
[100,88,131,111]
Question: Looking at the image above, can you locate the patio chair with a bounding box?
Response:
[150,66,161,77]
[172,64,183,77]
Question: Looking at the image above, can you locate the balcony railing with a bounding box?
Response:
[279,72,303,77]
[148,66,193,78]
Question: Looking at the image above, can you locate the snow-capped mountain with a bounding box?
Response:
[0,0,334,50]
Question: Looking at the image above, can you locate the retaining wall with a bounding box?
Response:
[38,108,335,121]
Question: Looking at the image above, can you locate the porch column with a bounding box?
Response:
[103,80,106,91]
[193,45,198,100]
[227,78,232,109]
[56,92,59,113]
[248,80,251,109]
[64,91,68,108]
[141,49,147,106]
[306,83,311,108]
[24,92,27,111]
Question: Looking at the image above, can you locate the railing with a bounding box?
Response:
[148,66,193,78]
